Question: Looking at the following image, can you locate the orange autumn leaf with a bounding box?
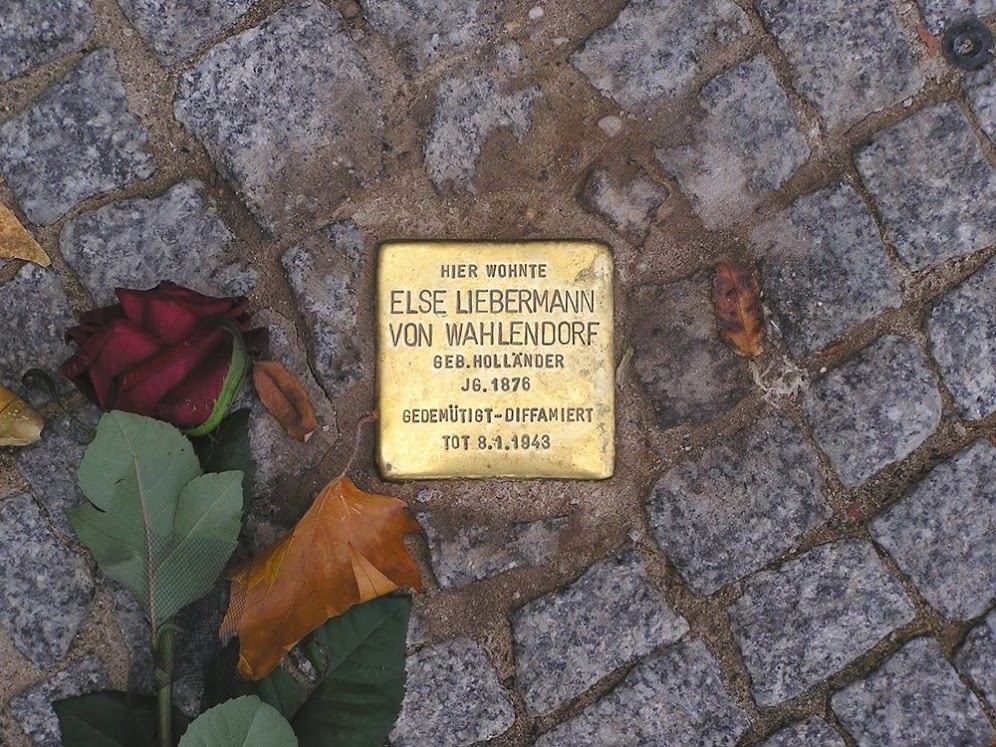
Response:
[220,475,422,680]
[0,384,44,446]
[713,260,765,358]
[252,360,319,442]
[0,203,50,267]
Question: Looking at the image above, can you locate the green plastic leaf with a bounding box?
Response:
[178,696,297,747]
[184,319,247,437]
[68,411,243,628]
[54,690,188,747]
[291,596,411,747]
[191,408,255,515]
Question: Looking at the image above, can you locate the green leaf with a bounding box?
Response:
[191,408,255,514]
[68,411,243,628]
[204,641,306,721]
[291,596,411,747]
[255,665,307,719]
[54,690,188,747]
[178,696,297,747]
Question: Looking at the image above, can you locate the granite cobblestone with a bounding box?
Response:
[832,637,994,746]
[390,637,515,747]
[0,49,156,226]
[803,336,942,487]
[512,551,688,715]
[757,0,923,126]
[0,0,95,82]
[60,179,254,305]
[0,494,94,670]
[535,639,748,747]
[871,440,996,620]
[647,414,829,595]
[750,182,903,357]
[855,102,996,270]
[174,0,386,232]
[570,0,749,112]
[729,539,915,706]
[655,55,810,229]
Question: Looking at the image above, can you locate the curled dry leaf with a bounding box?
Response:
[0,203,50,267]
[0,384,44,446]
[713,260,765,358]
[252,360,318,442]
[220,476,421,680]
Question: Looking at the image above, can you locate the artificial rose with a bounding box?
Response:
[59,282,266,431]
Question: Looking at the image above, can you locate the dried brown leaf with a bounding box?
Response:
[713,260,765,358]
[220,475,422,680]
[252,360,318,442]
[0,203,50,267]
[0,384,44,446]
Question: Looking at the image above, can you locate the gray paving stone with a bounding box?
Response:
[108,580,154,695]
[927,256,996,420]
[965,63,996,144]
[0,264,76,403]
[281,221,364,397]
[117,0,259,65]
[61,179,255,305]
[391,637,515,747]
[419,513,568,589]
[513,551,688,715]
[8,656,107,746]
[535,639,748,747]
[647,414,830,596]
[832,637,994,747]
[0,494,95,669]
[174,0,386,233]
[750,182,903,357]
[729,539,915,706]
[0,0,95,82]
[757,0,923,127]
[871,440,996,620]
[363,0,490,69]
[956,609,996,709]
[15,408,98,536]
[803,336,942,487]
[631,276,751,429]
[425,43,541,192]
[655,56,810,229]
[570,0,749,112]
[0,49,157,226]
[855,102,996,270]
[916,0,996,34]
[759,716,847,747]
[578,161,669,243]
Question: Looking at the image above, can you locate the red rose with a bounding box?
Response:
[60,282,266,432]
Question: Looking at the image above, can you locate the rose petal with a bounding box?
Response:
[59,320,161,408]
[156,348,231,428]
[86,321,163,408]
[154,283,247,318]
[113,327,228,418]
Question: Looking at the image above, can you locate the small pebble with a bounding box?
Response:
[597,115,623,137]
[340,0,361,19]
[529,5,544,20]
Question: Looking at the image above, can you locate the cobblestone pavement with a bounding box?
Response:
[1,0,995,745]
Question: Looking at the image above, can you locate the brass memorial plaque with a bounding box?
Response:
[377,241,615,480]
